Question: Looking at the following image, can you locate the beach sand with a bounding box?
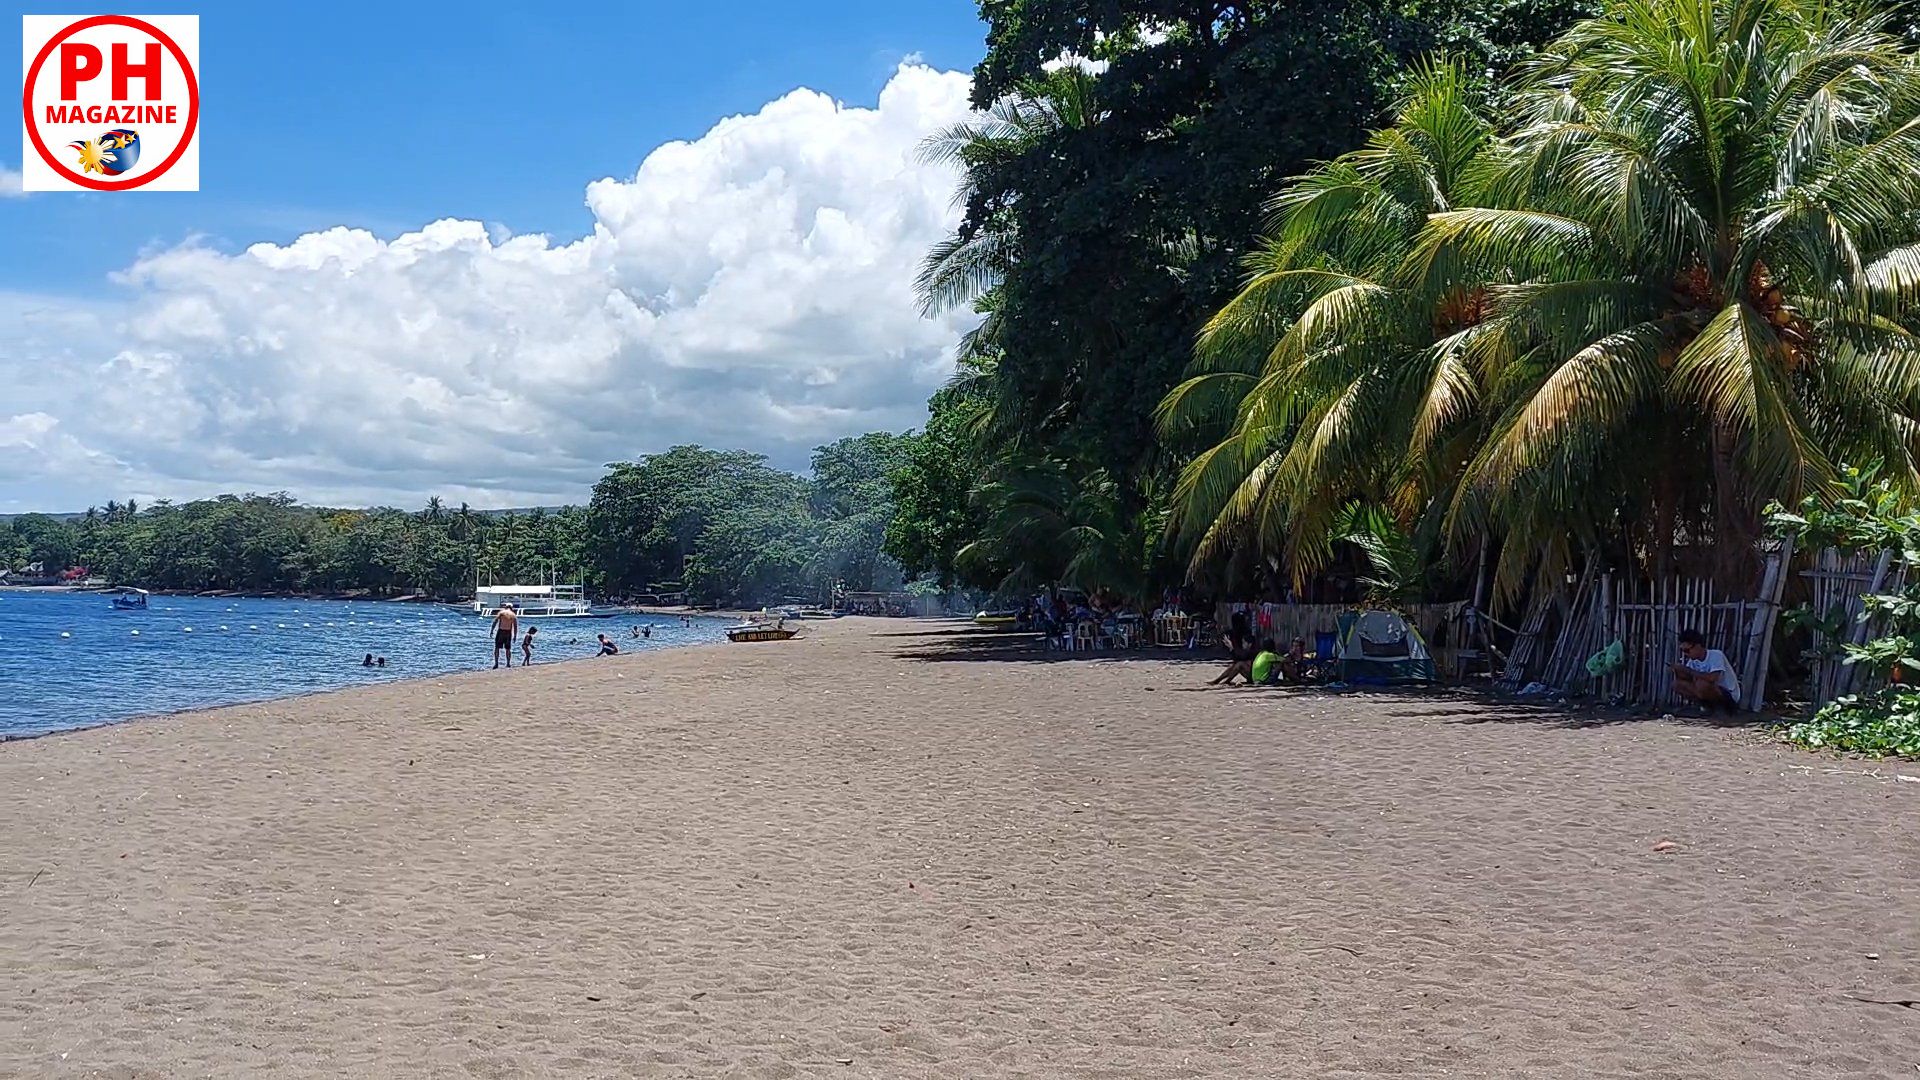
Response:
[1,618,1916,1078]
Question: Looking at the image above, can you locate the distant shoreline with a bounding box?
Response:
[0,584,451,602]
[0,586,765,621]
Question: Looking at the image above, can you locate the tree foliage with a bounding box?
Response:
[1163,0,1920,599]
[1771,469,1920,756]
[890,0,1590,603]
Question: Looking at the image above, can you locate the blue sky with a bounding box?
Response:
[2,2,992,512]
[2,0,987,293]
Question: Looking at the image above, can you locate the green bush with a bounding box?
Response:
[1780,692,1920,758]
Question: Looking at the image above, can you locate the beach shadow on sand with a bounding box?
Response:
[881,623,1222,667]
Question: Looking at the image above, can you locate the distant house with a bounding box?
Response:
[0,562,62,586]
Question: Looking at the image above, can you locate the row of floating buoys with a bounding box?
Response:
[55,624,263,637]
[54,607,446,640]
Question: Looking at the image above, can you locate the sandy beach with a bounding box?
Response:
[1,617,1916,1078]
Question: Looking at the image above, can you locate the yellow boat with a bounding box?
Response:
[726,620,799,643]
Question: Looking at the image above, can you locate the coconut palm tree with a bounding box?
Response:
[1158,60,1496,583]
[1424,0,1920,586]
[1166,0,1920,596]
[956,456,1161,604]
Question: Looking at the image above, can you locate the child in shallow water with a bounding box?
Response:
[521,625,538,666]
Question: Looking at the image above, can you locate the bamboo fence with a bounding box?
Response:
[1800,546,1905,704]
[1537,540,1792,710]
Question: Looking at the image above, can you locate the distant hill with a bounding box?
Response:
[0,511,87,524]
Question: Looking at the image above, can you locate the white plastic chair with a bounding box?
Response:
[1073,621,1098,652]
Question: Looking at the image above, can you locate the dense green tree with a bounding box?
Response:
[807,433,913,594]
[885,388,995,588]
[892,0,1592,604]
[584,447,784,595]
[684,472,816,606]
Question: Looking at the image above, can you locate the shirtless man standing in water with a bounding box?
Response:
[491,602,519,668]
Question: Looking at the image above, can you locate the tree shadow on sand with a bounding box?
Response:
[883,622,1224,667]
[888,622,1778,728]
[1379,696,1776,732]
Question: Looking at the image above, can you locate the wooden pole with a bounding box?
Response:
[1746,536,1792,711]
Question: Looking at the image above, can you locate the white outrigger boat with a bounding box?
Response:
[471,580,612,620]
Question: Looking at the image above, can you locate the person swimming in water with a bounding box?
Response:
[363,653,375,667]
[641,624,652,639]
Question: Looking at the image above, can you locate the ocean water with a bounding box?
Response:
[0,591,730,738]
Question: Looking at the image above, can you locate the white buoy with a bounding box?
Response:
[277,623,287,629]
[303,623,311,628]
[250,625,259,630]
[60,631,71,639]
[219,625,229,631]
[182,627,193,633]
[325,622,334,627]
[130,630,141,636]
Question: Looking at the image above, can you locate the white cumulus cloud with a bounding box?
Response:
[0,64,977,511]
[0,163,24,197]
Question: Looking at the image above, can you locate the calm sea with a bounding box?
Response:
[0,590,729,738]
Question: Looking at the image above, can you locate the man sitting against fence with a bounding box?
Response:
[1670,628,1742,711]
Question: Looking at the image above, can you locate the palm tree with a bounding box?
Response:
[1159,60,1496,583]
[1424,0,1920,587]
[1167,0,1920,596]
[957,456,1161,604]
[1333,502,1429,607]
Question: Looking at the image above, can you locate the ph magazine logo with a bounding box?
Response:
[20,14,200,191]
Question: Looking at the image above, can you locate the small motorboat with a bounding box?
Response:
[726,618,799,643]
[109,588,149,611]
[974,609,1020,629]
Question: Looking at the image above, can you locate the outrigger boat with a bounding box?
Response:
[108,587,149,611]
[726,617,800,643]
[470,568,612,619]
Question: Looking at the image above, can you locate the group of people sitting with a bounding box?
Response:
[1210,615,1319,687]
[1023,592,1146,648]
